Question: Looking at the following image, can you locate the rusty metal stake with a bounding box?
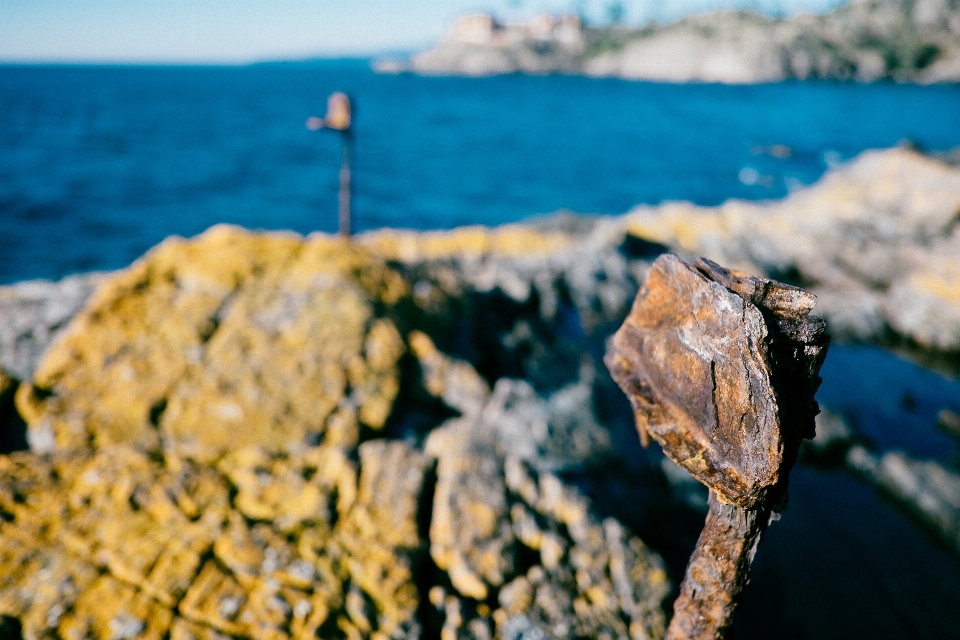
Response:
[606,254,829,640]
[338,131,352,238]
[307,91,353,238]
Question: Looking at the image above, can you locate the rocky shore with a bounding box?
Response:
[399,0,960,83]
[2,145,960,638]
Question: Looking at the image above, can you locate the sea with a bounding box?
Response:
[3,61,960,637]
[3,61,960,285]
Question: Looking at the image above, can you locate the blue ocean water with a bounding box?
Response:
[2,61,960,285]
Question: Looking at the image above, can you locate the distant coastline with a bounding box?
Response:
[377,0,960,84]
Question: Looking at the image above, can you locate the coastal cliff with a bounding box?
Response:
[2,146,960,638]
[397,0,960,83]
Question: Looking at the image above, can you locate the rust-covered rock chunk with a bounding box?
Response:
[605,254,828,509]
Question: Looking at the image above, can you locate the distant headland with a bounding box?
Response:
[375,0,960,84]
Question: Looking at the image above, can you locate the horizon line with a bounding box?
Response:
[0,54,421,68]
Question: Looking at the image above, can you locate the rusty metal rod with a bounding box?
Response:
[605,254,829,640]
[666,494,771,640]
[339,132,352,238]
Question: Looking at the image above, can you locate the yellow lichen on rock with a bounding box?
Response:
[156,233,409,462]
[217,445,356,535]
[626,201,734,257]
[360,224,575,263]
[910,262,960,304]
[15,226,301,453]
[332,440,431,639]
[58,575,174,640]
[1,222,677,640]
[16,226,409,461]
[0,440,434,640]
[409,330,491,416]
[428,443,514,601]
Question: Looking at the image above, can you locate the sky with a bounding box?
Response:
[0,0,842,64]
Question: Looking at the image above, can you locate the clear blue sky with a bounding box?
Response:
[0,0,840,64]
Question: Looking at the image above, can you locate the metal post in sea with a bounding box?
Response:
[307,92,353,238]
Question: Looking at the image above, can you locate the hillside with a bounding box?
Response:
[393,0,960,83]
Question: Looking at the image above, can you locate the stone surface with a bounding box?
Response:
[798,407,960,560]
[0,440,430,640]
[874,451,960,553]
[844,442,960,558]
[626,147,960,356]
[939,409,960,440]
[0,225,671,640]
[15,225,408,459]
[413,332,668,639]
[425,413,668,640]
[0,271,108,381]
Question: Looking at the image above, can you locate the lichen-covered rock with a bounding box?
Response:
[333,440,430,640]
[409,330,491,416]
[626,148,960,352]
[0,446,224,640]
[423,438,669,640]
[15,225,408,459]
[0,440,432,640]
[428,422,515,601]
[363,216,641,334]
[493,459,669,640]
[0,404,662,640]
[0,227,672,640]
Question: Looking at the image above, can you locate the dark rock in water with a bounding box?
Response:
[801,408,857,466]
[936,144,960,168]
[804,407,960,560]
[847,444,960,558]
[938,408,960,440]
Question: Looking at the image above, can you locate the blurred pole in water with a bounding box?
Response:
[307,92,353,237]
[339,133,352,238]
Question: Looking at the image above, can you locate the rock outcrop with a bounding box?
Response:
[406,13,586,77]
[0,225,671,640]
[5,147,958,383]
[2,144,960,638]
[625,147,960,360]
[402,0,960,83]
